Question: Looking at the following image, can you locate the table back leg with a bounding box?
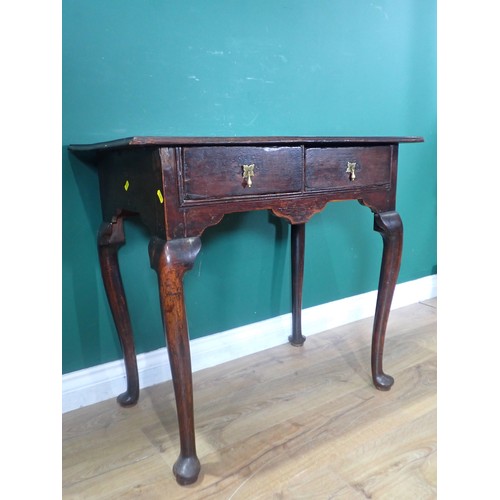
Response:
[97,217,140,406]
[289,223,306,346]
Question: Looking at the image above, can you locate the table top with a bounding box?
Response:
[69,135,424,155]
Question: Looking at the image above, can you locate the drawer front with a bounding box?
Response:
[305,146,391,191]
[182,146,303,200]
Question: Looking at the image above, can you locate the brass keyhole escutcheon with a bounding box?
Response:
[242,164,255,187]
[346,162,357,181]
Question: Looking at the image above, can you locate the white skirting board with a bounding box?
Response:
[62,274,437,413]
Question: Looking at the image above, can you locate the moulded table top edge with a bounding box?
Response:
[68,135,424,155]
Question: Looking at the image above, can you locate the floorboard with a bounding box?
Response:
[63,298,437,499]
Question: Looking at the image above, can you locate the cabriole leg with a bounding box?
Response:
[371,211,403,391]
[97,217,139,406]
[149,236,202,486]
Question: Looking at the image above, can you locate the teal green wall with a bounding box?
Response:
[63,0,436,374]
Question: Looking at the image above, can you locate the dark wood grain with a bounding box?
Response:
[306,145,392,191]
[290,223,306,346]
[148,236,202,485]
[69,135,422,486]
[182,146,303,200]
[96,148,166,237]
[371,211,404,390]
[69,135,423,156]
[97,217,139,407]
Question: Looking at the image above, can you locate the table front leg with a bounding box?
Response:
[97,217,139,406]
[289,223,306,346]
[149,236,202,486]
[371,211,403,391]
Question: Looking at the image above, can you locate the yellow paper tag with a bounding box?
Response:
[124,180,130,191]
[157,189,164,203]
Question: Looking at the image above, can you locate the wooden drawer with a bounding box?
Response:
[305,146,391,191]
[182,146,303,200]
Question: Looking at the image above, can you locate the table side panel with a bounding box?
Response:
[97,149,167,237]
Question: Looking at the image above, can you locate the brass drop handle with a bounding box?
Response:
[242,164,255,187]
[346,161,357,181]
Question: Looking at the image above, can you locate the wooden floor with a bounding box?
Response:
[62,298,436,499]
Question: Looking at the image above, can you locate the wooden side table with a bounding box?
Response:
[69,136,423,485]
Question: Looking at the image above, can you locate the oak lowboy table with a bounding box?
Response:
[69,136,423,485]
